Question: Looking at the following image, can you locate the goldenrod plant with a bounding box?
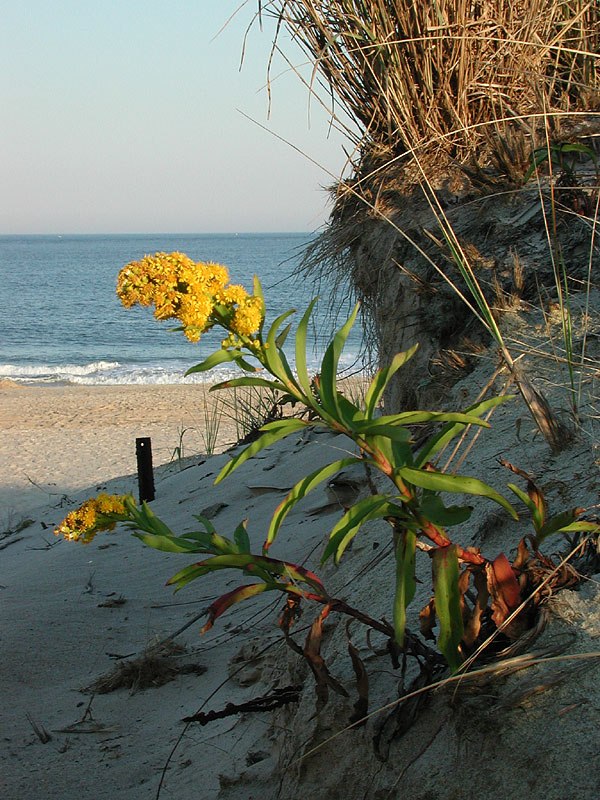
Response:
[55,254,600,673]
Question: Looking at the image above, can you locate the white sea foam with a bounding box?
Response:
[0,351,366,386]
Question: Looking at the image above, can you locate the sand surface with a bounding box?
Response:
[0,382,239,518]
[1,339,600,798]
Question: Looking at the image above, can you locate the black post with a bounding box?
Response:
[136,437,155,503]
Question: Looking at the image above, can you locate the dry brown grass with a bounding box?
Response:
[261,1,599,166]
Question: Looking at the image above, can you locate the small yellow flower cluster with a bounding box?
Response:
[117,252,263,342]
[54,494,127,544]
[231,296,264,337]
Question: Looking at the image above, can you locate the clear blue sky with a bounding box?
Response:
[1,1,351,234]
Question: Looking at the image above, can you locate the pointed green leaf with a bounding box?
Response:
[202,583,271,631]
[507,483,540,528]
[191,515,216,534]
[353,419,412,441]
[319,304,359,418]
[185,348,244,375]
[211,377,287,393]
[393,528,417,646]
[524,148,551,183]
[322,496,406,565]
[167,563,213,591]
[535,509,592,546]
[415,396,514,467]
[295,298,320,400]
[419,495,472,526]
[397,467,517,519]
[364,345,419,418]
[214,418,311,484]
[233,520,251,554]
[183,553,326,595]
[133,531,201,553]
[208,531,237,554]
[266,456,365,550]
[179,531,218,551]
[252,275,266,335]
[356,411,491,429]
[263,309,297,383]
[275,322,293,349]
[335,393,366,430]
[232,354,262,373]
[432,545,464,672]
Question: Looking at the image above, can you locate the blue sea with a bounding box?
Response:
[0,233,365,385]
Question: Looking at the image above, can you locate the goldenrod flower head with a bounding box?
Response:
[117,252,258,344]
[216,284,249,307]
[178,292,214,339]
[230,296,263,336]
[55,494,127,544]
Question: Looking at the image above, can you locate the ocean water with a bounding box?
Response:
[0,233,365,385]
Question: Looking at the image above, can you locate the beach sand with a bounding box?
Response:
[0,382,240,518]
[1,361,600,799]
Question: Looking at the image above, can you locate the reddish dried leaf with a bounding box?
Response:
[346,623,369,725]
[279,595,302,634]
[201,583,268,633]
[486,553,522,631]
[304,606,348,711]
[462,566,489,647]
[419,598,436,641]
[512,537,532,571]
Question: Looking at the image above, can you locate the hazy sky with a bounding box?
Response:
[1,1,351,234]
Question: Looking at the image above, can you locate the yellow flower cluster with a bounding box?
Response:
[231,296,264,336]
[54,494,127,544]
[116,252,263,342]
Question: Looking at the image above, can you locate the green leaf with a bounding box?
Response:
[202,583,270,632]
[276,322,293,349]
[191,515,216,534]
[214,418,311,484]
[252,275,266,335]
[397,466,517,519]
[432,545,464,672]
[391,438,414,467]
[322,496,406,565]
[207,531,238,555]
[211,377,288,393]
[555,521,600,534]
[232,354,263,373]
[179,531,217,551]
[167,563,213,591]
[393,527,417,646]
[352,418,412,441]
[419,495,472,526]
[295,298,320,401]
[184,553,326,595]
[364,345,419,419]
[233,520,251,554]
[133,501,175,538]
[319,304,359,418]
[335,393,366,430]
[266,456,365,550]
[263,309,297,383]
[524,148,551,183]
[133,531,201,553]
[507,483,540,529]
[535,509,594,546]
[185,348,246,375]
[357,411,491,428]
[415,396,513,467]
